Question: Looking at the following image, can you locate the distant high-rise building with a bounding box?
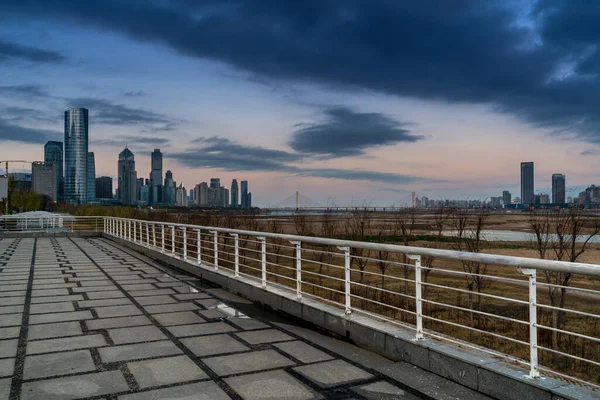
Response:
[44,141,63,201]
[231,179,239,208]
[247,192,252,208]
[64,108,89,204]
[95,176,113,199]
[176,184,188,207]
[164,170,175,205]
[32,162,57,201]
[118,147,137,205]
[502,190,511,206]
[241,180,249,208]
[151,149,162,186]
[87,152,96,202]
[552,173,566,204]
[150,149,163,204]
[195,182,208,206]
[210,178,221,189]
[539,193,550,204]
[411,191,416,207]
[520,162,534,205]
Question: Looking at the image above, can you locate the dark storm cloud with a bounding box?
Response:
[0,39,66,63]
[68,98,174,125]
[5,1,600,141]
[0,118,61,144]
[169,137,428,184]
[290,107,422,157]
[190,137,302,163]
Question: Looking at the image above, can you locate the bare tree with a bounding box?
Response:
[344,205,372,282]
[421,207,452,296]
[530,208,600,348]
[452,208,490,326]
[395,208,418,299]
[292,212,313,236]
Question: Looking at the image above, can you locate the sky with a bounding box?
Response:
[1,0,600,206]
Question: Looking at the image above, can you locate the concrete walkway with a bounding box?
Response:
[0,237,491,400]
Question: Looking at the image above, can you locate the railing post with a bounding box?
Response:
[519,267,539,379]
[171,225,175,256]
[258,237,266,288]
[230,234,239,276]
[182,227,187,260]
[133,220,137,242]
[146,223,150,247]
[161,224,165,252]
[196,229,202,265]
[291,241,302,299]
[409,254,424,340]
[152,224,156,248]
[338,246,351,315]
[210,230,218,269]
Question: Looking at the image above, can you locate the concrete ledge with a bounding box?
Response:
[0,232,102,238]
[106,234,600,400]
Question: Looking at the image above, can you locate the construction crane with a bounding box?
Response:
[0,160,32,177]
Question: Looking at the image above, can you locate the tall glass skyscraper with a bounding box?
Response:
[241,180,249,208]
[64,108,89,204]
[118,147,137,205]
[150,149,163,204]
[44,141,63,201]
[87,152,96,202]
[231,179,239,208]
[520,162,534,205]
[552,173,566,204]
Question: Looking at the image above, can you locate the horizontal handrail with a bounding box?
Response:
[105,216,600,276]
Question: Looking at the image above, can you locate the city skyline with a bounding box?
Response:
[2,2,600,205]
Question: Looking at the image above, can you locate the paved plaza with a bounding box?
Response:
[0,237,491,399]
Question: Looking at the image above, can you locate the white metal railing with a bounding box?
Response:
[0,215,104,233]
[100,216,600,387]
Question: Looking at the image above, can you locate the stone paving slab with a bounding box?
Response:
[293,359,373,388]
[226,370,317,400]
[20,370,129,400]
[108,325,168,344]
[0,237,480,400]
[23,350,96,380]
[118,380,231,400]
[128,355,208,388]
[182,334,250,357]
[204,349,296,376]
[28,321,83,340]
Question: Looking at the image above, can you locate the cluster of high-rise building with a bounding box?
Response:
[115,147,253,208]
[34,108,96,204]
[190,178,252,208]
[26,108,254,209]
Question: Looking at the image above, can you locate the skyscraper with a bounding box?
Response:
[150,149,163,204]
[44,141,63,201]
[32,162,57,201]
[95,176,113,199]
[552,173,566,204]
[87,152,96,202]
[241,180,248,208]
[210,178,221,189]
[118,147,137,205]
[164,170,175,205]
[502,190,511,206]
[520,162,534,205]
[231,179,239,208]
[64,108,89,204]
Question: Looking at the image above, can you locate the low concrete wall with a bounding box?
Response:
[0,232,102,238]
[108,235,596,400]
